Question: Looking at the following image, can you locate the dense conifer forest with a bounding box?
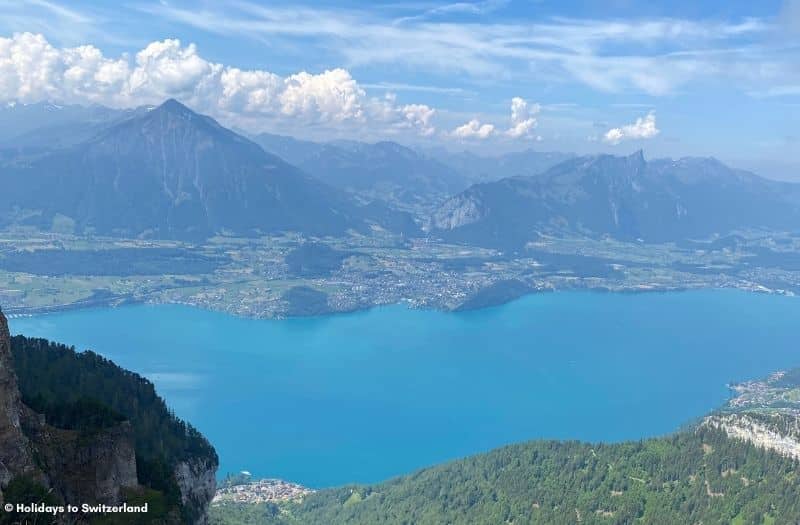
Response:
[211,427,800,525]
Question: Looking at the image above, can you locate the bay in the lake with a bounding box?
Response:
[11,290,800,487]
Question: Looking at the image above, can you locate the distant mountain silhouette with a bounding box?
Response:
[431,151,800,249]
[0,101,145,150]
[254,133,467,209]
[0,100,418,239]
[250,132,326,167]
[426,147,575,184]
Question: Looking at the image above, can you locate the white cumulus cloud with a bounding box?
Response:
[505,96,540,138]
[603,112,659,145]
[0,32,129,104]
[0,32,438,137]
[450,97,541,141]
[400,103,436,136]
[279,69,365,121]
[452,119,495,139]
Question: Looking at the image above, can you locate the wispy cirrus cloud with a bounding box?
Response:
[22,0,91,24]
[11,0,793,100]
[0,0,141,47]
[134,1,792,96]
[360,81,471,96]
[393,0,510,23]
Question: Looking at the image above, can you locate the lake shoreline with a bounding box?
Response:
[4,281,795,321]
[11,289,800,487]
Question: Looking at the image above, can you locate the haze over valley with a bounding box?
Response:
[2,1,800,523]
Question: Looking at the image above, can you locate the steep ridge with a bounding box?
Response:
[431,151,800,249]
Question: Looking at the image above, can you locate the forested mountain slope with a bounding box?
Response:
[0,309,218,524]
[213,428,800,525]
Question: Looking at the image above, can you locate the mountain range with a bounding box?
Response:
[425,147,575,184]
[2,99,800,248]
[253,133,575,210]
[253,133,467,210]
[0,100,417,239]
[431,151,800,249]
[0,101,145,150]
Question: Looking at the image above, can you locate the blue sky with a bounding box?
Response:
[1,0,799,178]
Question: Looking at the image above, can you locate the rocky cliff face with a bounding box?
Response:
[0,309,41,501]
[430,194,485,230]
[703,413,800,461]
[21,411,139,505]
[174,457,217,525]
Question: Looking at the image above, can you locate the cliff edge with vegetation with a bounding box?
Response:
[0,308,218,523]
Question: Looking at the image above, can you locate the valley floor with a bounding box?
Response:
[1,228,799,319]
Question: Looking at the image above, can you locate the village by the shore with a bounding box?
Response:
[213,474,314,505]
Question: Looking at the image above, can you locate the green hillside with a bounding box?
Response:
[211,427,799,525]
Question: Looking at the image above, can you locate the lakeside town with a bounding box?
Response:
[1,228,799,320]
[213,474,314,505]
[725,370,800,416]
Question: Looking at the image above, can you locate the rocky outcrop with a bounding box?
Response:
[174,457,217,525]
[21,410,139,505]
[703,413,800,461]
[0,308,42,501]
[430,194,485,230]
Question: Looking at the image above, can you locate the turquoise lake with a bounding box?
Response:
[10,290,800,487]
